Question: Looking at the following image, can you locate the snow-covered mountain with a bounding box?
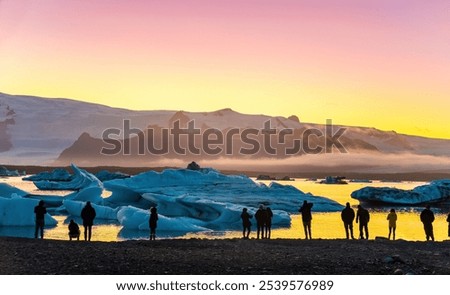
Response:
[1,92,450,172]
[0,92,173,164]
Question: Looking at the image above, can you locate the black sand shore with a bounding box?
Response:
[0,237,449,275]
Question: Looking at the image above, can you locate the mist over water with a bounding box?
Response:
[140,153,450,174]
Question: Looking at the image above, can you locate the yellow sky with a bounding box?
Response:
[1,0,449,139]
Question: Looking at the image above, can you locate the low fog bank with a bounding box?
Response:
[191,153,450,174]
[3,152,450,181]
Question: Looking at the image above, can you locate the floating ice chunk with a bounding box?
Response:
[64,185,104,204]
[117,206,208,232]
[95,170,130,181]
[0,183,28,198]
[0,196,57,226]
[104,168,343,214]
[63,200,119,220]
[23,168,72,182]
[33,163,103,190]
[104,168,253,191]
[0,166,21,176]
[351,179,450,205]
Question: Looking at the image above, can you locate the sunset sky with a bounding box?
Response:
[1,0,449,139]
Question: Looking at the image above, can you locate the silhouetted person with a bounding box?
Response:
[240,208,252,239]
[420,205,435,241]
[81,201,96,241]
[447,213,450,237]
[68,219,80,241]
[299,200,313,239]
[356,205,370,239]
[387,208,397,240]
[265,207,273,239]
[341,202,355,239]
[254,205,267,239]
[149,207,158,240]
[34,200,47,239]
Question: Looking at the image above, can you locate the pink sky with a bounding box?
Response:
[1,0,449,138]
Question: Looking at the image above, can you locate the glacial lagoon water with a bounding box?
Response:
[1,176,449,241]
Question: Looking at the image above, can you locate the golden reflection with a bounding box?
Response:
[4,177,450,242]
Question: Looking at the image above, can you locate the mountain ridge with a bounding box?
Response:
[1,92,450,173]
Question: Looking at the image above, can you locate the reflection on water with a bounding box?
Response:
[184,212,450,242]
[1,177,449,242]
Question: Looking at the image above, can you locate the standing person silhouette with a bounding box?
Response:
[34,200,47,239]
[299,200,313,239]
[387,208,397,240]
[420,205,435,241]
[356,205,370,239]
[240,208,252,239]
[81,201,96,241]
[149,207,158,240]
[254,205,267,239]
[447,212,450,238]
[341,202,355,239]
[265,207,273,239]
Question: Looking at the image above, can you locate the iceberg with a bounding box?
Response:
[106,168,342,231]
[1,165,343,235]
[95,170,130,182]
[23,168,72,182]
[33,164,103,190]
[0,166,22,177]
[104,168,343,213]
[0,196,57,226]
[63,200,119,220]
[117,206,211,232]
[64,185,104,204]
[0,183,28,198]
[351,179,450,205]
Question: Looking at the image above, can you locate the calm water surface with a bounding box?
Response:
[1,177,449,241]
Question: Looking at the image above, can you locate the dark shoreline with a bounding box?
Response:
[2,164,450,182]
[1,236,449,275]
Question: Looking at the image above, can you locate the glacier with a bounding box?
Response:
[351,179,450,205]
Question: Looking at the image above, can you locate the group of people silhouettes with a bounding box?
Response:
[241,201,450,241]
[34,200,96,241]
[240,205,273,239]
[34,198,450,242]
[341,203,447,241]
[340,203,371,239]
